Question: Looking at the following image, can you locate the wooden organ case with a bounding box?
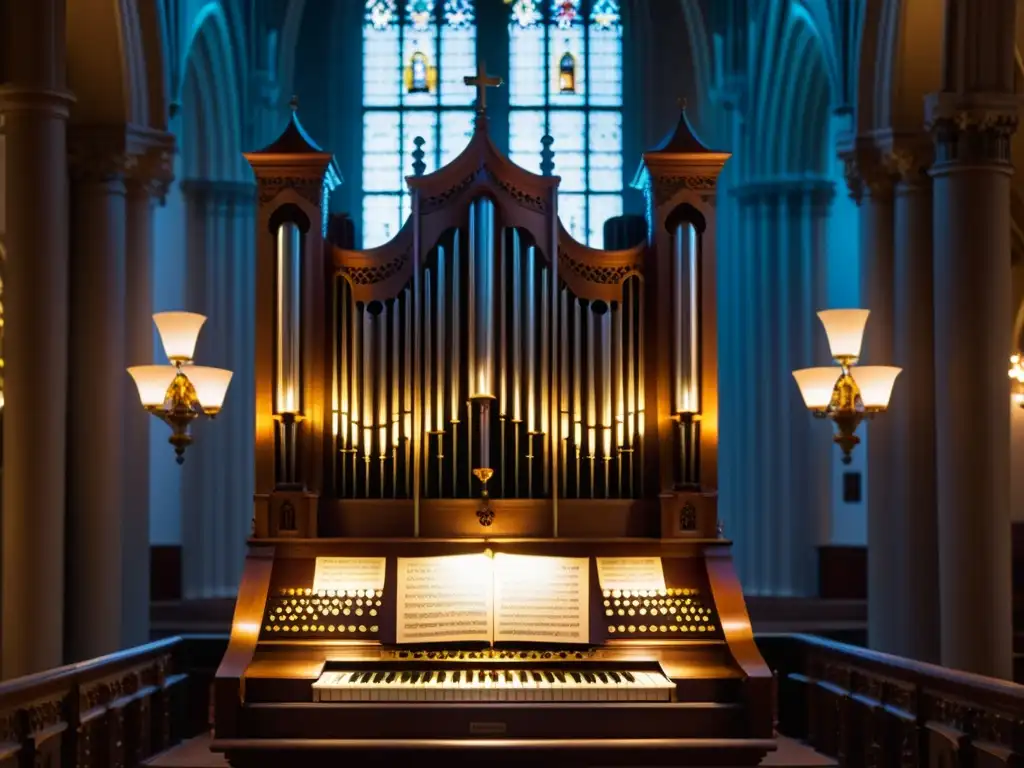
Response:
[213,85,774,766]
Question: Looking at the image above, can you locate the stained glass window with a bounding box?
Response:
[508,0,622,247]
[362,0,477,248]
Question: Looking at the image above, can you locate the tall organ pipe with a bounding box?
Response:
[673,221,700,414]
[526,245,536,433]
[470,198,496,399]
[451,239,461,419]
[275,222,302,414]
[435,249,446,429]
[511,232,522,420]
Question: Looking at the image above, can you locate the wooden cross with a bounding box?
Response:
[464,60,503,114]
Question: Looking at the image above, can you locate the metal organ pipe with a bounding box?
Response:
[511,233,522,422]
[540,266,550,494]
[600,306,612,460]
[451,240,461,420]
[424,273,433,436]
[435,249,446,431]
[526,245,537,433]
[470,198,496,400]
[673,221,700,415]
[275,222,302,414]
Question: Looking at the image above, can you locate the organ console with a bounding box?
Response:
[213,72,773,766]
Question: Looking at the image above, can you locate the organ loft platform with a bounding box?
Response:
[210,65,772,767]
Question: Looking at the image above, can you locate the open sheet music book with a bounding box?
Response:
[395,553,590,645]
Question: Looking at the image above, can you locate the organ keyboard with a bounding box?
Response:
[312,664,678,702]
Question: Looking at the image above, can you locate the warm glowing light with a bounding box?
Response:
[332,411,340,436]
[602,427,613,459]
[855,366,901,408]
[127,365,178,407]
[638,411,646,438]
[379,426,388,457]
[792,367,840,410]
[1010,354,1024,382]
[817,309,870,361]
[153,311,207,362]
[392,420,400,448]
[186,366,233,414]
[278,386,298,415]
[351,421,360,447]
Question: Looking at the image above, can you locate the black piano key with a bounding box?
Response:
[385,671,396,683]
[569,671,581,683]
[622,671,635,682]
[401,671,411,682]
[584,672,597,683]
[596,671,610,683]
[553,670,566,682]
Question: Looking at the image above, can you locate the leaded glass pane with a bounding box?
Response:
[363,23,401,106]
[559,193,587,243]
[440,111,474,164]
[588,23,621,106]
[549,25,585,105]
[509,23,545,107]
[509,109,546,171]
[402,24,438,108]
[363,194,402,249]
[363,112,402,192]
[587,193,622,248]
[440,24,475,105]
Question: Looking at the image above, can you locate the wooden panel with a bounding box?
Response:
[418,499,552,538]
[816,545,866,600]
[557,499,659,538]
[319,499,415,537]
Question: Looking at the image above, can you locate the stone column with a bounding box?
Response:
[180,179,256,599]
[725,179,833,596]
[65,135,129,662]
[122,142,174,647]
[927,95,1018,678]
[0,0,73,678]
[888,142,940,663]
[843,146,900,655]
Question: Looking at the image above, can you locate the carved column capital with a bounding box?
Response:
[925,92,1021,170]
[68,130,136,185]
[126,145,175,203]
[880,137,934,190]
[838,138,895,204]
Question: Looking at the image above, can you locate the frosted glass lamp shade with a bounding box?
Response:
[855,366,901,408]
[817,309,870,360]
[792,367,840,410]
[128,365,177,407]
[186,366,233,413]
[154,312,207,362]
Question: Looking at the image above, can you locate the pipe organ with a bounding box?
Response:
[221,85,770,767]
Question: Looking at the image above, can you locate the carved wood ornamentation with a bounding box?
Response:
[257,176,324,207]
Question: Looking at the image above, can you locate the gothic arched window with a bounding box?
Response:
[508,0,622,247]
[362,0,477,248]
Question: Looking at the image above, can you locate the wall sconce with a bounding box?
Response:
[792,309,900,464]
[1009,354,1024,407]
[127,311,233,464]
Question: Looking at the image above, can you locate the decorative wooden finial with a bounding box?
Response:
[289,94,299,111]
[412,136,426,176]
[540,135,555,177]
[463,60,503,116]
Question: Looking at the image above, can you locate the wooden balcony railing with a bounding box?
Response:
[757,633,1024,767]
[0,635,224,768]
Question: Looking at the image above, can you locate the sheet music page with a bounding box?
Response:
[312,557,386,594]
[395,554,494,644]
[595,557,666,593]
[492,554,590,644]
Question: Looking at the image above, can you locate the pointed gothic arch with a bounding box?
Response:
[181,3,246,181]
